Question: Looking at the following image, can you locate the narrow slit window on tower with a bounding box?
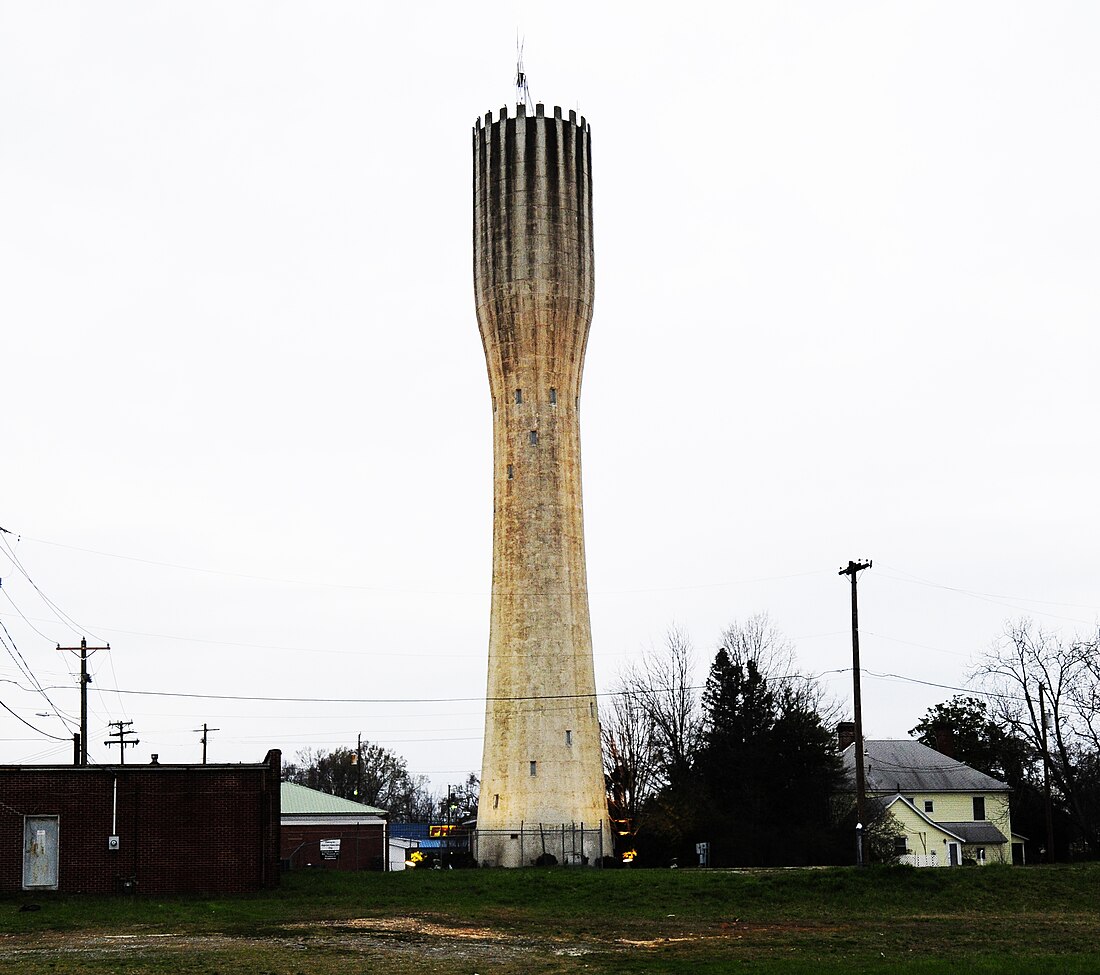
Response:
[529,760,537,776]
[565,730,573,746]
[514,389,522,404]
[529,430,538,446]
[494,794,500,809]
[549,388,557,405]
[507,464,514,480]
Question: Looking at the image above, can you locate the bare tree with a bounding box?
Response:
[973,619,1100,857]
[603,661,659,839]
[720,612,796,676]
[603,626,701,801]
[1070,636,1100,757]
[639,625,702,786]
[720,613,841,724]
[284,743,435,820]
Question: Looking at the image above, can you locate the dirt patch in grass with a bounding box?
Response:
[3,868,1100,974]
[0,920,581,972]
[297,913,506,941]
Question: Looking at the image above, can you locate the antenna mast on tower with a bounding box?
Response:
[515,35,533,111]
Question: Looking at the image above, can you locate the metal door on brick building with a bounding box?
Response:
[23,816,59,890]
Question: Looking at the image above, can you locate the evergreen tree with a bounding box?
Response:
[695,643,843,866]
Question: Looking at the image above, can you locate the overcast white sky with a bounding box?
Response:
[2,2,1097,792]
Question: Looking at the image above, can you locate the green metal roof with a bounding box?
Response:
[281,781,386,816]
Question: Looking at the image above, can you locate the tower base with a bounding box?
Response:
[473,821,610,868]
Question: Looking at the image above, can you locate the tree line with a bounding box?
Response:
[603,615,1100,866]
[282,615,1100,866]
[282,744,479,823]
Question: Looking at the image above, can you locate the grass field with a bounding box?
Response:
[2,864,1099,974]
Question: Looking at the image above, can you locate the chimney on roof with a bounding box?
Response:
[837,721,856,752]
[933,725,954,758]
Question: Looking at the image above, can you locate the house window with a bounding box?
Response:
[515,389,522,404]
[529,431,538,445]
[924,800,934,813]
[977,847,986,863]
[565,730,573,746]
[894,836,908,856]
[549,388,557,405]
[973,796,986,820]
[494,794,500,809]
[529,761,537,776]
[507,464,514,480]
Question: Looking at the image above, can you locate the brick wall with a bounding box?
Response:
[0,750,280,895]
[281,822,384,871]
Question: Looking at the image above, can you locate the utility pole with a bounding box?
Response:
[356,733,363,802]
[104,720,139,764]
[58,637,110,766]
[839,559,872,866]
[194,723,220,764]
[1039,681,1056,862]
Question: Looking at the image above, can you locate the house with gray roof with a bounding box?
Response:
[841,739,1026,866]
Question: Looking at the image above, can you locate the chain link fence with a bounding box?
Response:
[472,822,608,867]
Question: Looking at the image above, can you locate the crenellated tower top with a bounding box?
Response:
[472,102,594,400]
[474,102,589,132]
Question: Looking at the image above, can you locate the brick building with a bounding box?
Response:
[2,750,281,895]
[280,782,386,871]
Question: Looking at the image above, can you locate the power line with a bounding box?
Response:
[96,686,609,705]
[860,668,1008,700]
[11,530,1097,615]
[65,662,1100,721]
[0,611,634,661]
[0,608,77,734]
[0,587,68,647]
[878,562,1100,611]
[0,534,105,641]
[0,699,70,743]
[0,621,46,697]
[876,564,1099,626]
[858,668,1100,719]
[0,614,486,659]
[39,669,896,705]
[11,530,825,597]
[0,541,119,742]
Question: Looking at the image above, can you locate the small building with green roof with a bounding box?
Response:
[280,782,387,871]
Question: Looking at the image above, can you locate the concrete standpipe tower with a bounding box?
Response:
[472,101,610,867]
